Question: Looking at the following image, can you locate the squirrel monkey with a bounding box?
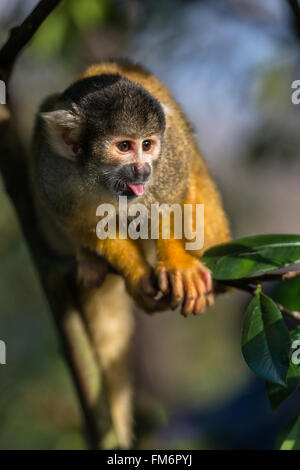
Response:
[30,60,231,448]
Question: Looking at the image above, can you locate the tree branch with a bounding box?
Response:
[220,270,300,285]
[0,0,115,450]
[276,303,300,321]
[286,0,300,40]
[217,277,300,323]
[0,0,62,79]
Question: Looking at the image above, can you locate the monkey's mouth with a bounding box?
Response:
[115,181,145,198]
[127,183,144,197]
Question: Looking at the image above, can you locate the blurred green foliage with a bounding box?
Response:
[256,66,292,109]
[248,65,300,166]
[277,411,300,450]
[29,0,126,59]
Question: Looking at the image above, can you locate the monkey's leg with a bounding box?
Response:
[80,274,134,449]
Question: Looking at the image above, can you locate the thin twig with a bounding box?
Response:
[255,270,300,282]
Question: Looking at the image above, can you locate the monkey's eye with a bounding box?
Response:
[142,140,152,152]
[117,141,131,152]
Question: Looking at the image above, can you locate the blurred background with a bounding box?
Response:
[0,0,299,450]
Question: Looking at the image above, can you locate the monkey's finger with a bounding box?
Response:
[169,270,184,310]
[194,271,213,314]
[181,275,197,317]
[141,274,157,298]
[191,273,207,315]
[206,293,214,308]
[198,267,212,294]
[193,293,207,315]
[157,267,170,295]
[193,271,207,297]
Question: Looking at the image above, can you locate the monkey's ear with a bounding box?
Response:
[161,103,172,117]
[40,109,83,160]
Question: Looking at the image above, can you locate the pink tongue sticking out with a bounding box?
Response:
[128,183,144,197]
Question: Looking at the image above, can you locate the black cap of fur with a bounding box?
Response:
[59,74,166,146]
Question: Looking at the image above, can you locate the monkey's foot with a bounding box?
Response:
[77,247,109,288]
[156,256,213,316]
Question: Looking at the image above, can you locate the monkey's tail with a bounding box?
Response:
[80,274,134,449]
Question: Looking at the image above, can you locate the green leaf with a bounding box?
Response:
[277,412,300,450]
[202,234,300,280]
[266,327,300,409]
[272,277,300,311]
[242,287,290,385]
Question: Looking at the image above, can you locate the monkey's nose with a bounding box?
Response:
[130,163,151,181]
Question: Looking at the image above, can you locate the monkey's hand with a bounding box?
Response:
[155,254,213,317]
[77,247,168,311]
[126,265,171,314]
[77,247,110,288]
[87,237,170,312]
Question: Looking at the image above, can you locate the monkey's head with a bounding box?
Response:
[41,74,166,201]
